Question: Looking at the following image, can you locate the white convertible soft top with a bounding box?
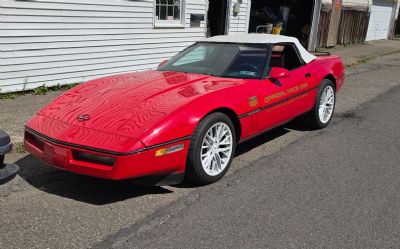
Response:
[201,34,316,64]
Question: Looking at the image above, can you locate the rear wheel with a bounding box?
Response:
[305,79,336,129]
[186,113,236,184]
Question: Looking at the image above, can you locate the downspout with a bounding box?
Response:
[205,0,210,37]
[246,0,252,33]
[308,0,323,51]
[225,0,232,35]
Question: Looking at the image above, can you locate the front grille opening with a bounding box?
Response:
[72,151,115,167]
[25,131,44,151]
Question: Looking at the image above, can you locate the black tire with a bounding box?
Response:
[305,79,336,129]
[186,113,236,185]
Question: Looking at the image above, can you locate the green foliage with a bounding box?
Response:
[58,83,79,91]
[14,142,26,154]
[51,84,64,91]
[0,93,18,100]
[32,85,48,95]
[50,83,79,91]
[1,82,80,101]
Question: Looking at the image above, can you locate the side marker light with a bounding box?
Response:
[155,144,184,157]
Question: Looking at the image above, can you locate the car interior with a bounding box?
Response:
[269,44,304,71]
[225,47,269,78]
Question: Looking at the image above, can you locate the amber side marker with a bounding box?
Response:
[155,144,184,157]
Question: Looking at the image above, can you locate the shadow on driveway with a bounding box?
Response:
[15,119,312,204]
[16,155,173,205]
[176,118,312,188]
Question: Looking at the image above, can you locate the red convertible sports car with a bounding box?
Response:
[25,34,345,185]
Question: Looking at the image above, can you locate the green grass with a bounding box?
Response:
[53,83,79,91]
[14,142,26,154]
[32,85,48,95]
[0,83,80,101]
[0,93,19,100]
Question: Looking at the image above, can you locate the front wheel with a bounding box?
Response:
[186,113,236,184]
[305,79,336,129]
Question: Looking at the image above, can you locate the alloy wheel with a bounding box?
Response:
[200,122,233,176]
[318,86,335,124]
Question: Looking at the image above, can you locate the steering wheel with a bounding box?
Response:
[237,63,259,72]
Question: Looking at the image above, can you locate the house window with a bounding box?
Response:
[155,0,184,28]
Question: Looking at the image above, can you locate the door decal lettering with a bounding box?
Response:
[264,83,309,103]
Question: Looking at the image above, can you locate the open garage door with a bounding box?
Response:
[366,0,394,41]
[249,0,315,48]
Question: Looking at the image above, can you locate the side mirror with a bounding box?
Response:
[157,59,168,69]
[269,67,291,80]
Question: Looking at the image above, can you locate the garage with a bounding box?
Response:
[248,0,316,48]
[366,0,395,41]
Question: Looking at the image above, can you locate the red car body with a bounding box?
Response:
[25,45,344,182]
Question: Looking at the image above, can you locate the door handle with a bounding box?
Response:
[305,72,311,78]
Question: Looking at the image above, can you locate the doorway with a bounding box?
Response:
[249,0,315,47]
[366,0,394,41]
[207,0,229,37]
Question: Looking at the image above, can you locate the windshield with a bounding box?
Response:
[158,42,270,79]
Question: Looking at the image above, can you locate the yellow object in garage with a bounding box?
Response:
[272,23,283,35]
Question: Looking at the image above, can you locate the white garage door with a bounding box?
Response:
[366,0,394,41]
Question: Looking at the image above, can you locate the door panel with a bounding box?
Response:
[250,43,319,134]
[253,68,309,132]
[366,0,393,41]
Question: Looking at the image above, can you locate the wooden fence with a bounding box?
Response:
[317,7,369,48]
[317,10,331,48]
[337,8,369,45]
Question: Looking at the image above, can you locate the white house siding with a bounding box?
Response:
[0,0,207,93]
[228,0,250,35]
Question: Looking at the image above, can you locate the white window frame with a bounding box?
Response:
[154,0,185,28]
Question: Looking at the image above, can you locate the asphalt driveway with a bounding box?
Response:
[97,84,400,249]
[0,51,400,249]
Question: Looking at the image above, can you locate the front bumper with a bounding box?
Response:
[24,129,190,180]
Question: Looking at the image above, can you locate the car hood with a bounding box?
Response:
[37,70,215,140]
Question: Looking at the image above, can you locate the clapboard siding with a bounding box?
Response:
[1,31,205,43]
[2,36,201,51]
[228,0,250,35]
[0,0,208,93]
[1,15,155,23]
[1,28,205,37]
[2,46,182,64]
[2,41,191,58]
[1,8,153,17]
